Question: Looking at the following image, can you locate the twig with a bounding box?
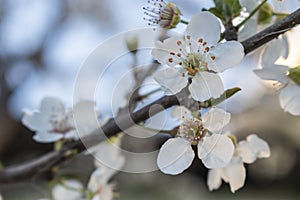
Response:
[0,8,299,184]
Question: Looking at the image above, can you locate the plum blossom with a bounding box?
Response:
[88,134,125,200]
[88,168,115,200]
[52,179,84,200]
[254,65,300,115]
[22,97,97,143]
[152,12,244,101]
[143,0,182,29]
[207,134,270,193]
[157,106,234,175]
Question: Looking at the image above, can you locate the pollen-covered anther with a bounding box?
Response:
[198,38,203,43]
[186,35,191,40]
[177,40,182,46]
[205,47,210,52]
[168,58,173,63]
[170,52,175,55]
[202,42,207,46]
[211,56,216,60]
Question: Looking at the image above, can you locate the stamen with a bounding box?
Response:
[211,56,216,60]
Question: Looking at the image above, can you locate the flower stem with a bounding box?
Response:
[180,19,189,25]
[236,0,268,29]
[273,12,289,17]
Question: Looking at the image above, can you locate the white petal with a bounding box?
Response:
[21,110,52,132]
[33,132,63,143]
[52,180,83,200]
[253,65,290,83]
[157,138,194,175]
[154,68,187,95]
[222,157,246,193]
[236,141,257,163]
[202,108,231,133]
[151,36,184,66]
[207,168,223,191]
[40,97,65,117]
[172,106,192,121]
[209,41,244,72]
[238,134,271,163]
[279,84,300,116]
[262,37,289,68]
[73,101,99,136]
[198,134,234,168]
[246,134,270,158]
[94,140,125,177]
[186,12,221,47]
[88,168,110,192]
[189,72,224,102]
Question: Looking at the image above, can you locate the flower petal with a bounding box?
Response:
[198,134,234,168]
[253,65,290,83]
[186,12,221,47]
[73,100,99,136]
[172,106,192,121]
[151,36,184,66]
[157,138,194,175]
[262,36,289,68]
[238,134,270,164]
[209,41,244,72]
[279,84,300,116]
[40,97,65,117]
[246,134,270,158]
[189,72,224,102]
[52,180,83,200]
[154,68,187,95]
[33,132,63,143]
[207,168,223,191]
[222,157,246,193]
[22,110,52,132]
[202,108,231,133]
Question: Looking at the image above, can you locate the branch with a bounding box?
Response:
[242,8,300,54]
[1,8,299,184]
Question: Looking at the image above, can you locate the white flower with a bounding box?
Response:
[52,179,83,200]
[157,106,234,175]
[207,134,270,193]
[254,65,300,115]
[152,12,244,101]
[93,134,125,178]
[0,193,2,200]
[22,97,97,143]
[143,0,182,29]
[88,168,115,200]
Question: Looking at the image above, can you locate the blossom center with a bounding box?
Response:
[177,118,206,145]
[49,115,73,134]
[167,36,217,77]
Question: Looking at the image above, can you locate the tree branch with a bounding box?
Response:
[1,8,299,184]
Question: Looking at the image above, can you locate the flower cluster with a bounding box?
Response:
[157,106,234,175]
[152,12,244,101]
[207,134,270,193]
[51,135,125,200]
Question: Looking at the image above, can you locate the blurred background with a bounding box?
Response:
[0,0,300,199]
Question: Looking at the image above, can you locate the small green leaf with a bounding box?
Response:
[200,87,241,108]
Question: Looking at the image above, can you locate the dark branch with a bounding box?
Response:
[1,8,300,184]
[242,8,300,54]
